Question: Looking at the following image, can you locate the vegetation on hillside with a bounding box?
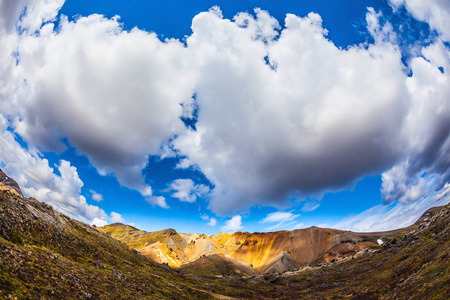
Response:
[0,191,214,299]
[0,168,448,299]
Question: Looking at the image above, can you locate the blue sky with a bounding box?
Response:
[0,0,449,235]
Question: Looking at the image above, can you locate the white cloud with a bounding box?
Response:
[0,0,64,34]
[174,8,408,214]
[208,217,217,227]
[9,11,195,199]
[335,183,450,232]
[90,217,108,227]
[146,196,169,209]
[1,2,449,226]
[169,178,209,203]
[201,214,217,226]
[380,40,450,205]
[221,215,243,232]
[261,211,299,223]
[176,158,193,169]
[0,115,107,223]
[90,189,103,202]
[109,211,125,223]
[301,201,320,212]
[390,0,450,41]
[261,211,300,231]
[292,222,305,230]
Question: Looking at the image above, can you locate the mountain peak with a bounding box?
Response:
[162,228,177,236]
[0,169,23,197]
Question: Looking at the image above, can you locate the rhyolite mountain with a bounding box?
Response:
[99,223,386,275]
[0,169,449,299]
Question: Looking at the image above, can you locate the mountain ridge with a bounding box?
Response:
[98,207,443,276]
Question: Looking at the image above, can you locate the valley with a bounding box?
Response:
[0,169,449,299]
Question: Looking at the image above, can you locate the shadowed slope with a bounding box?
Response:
[0,190,215,299]
[179,254,257,277]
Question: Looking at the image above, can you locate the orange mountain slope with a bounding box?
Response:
[99,222,395,274]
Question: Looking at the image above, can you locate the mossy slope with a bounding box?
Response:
[0,191,213,299]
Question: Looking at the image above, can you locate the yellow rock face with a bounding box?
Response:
[99,224,380,274]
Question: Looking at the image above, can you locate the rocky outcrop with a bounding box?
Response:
[0,169,23,197]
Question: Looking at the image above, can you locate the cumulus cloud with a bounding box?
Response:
[176,158,193,169]
[390,0,450,41]
[109,211,125,223]
[0,115,107,223]
[0,0,64,34]
[90,217,108,227]
[208,217,217,227]
[90,189,103,202]
[146,196,169,209]
[8,8,195,198]
[1,1,449,224]
[380,40,450,206]
[261,211,300,231]
[201,214,217,226]
[169,178,210,203]
[174,8,408,214]
[221,215,243,232]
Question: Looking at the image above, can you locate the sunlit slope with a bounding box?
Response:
[100,223,384,274]
[211,228,380,273]
[200,203,450,299]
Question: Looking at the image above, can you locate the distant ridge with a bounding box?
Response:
[100,204,447,277]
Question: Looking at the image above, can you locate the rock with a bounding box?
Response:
[112,269,125,280]
[162,228,177,236]
[203,285,216,292]
[93,259,104,269]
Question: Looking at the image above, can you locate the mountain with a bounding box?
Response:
[0,169,23,197]
[99,222,397,275]
[0,169,449,299]
[0,180,216,298]
[200,202,450,299]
